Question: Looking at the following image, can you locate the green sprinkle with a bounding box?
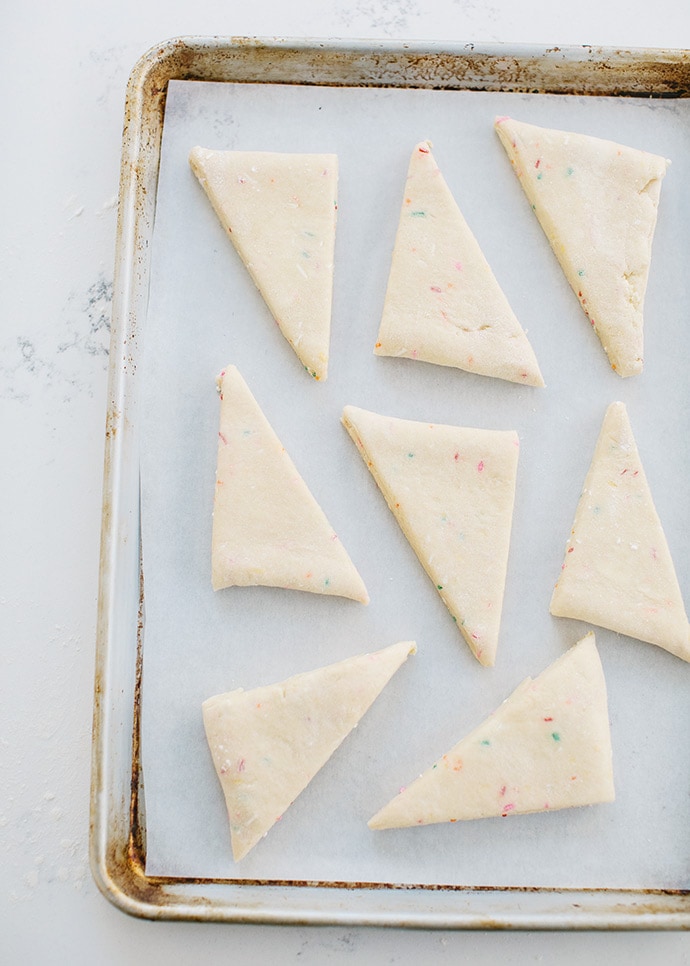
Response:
[578,269,585,277]
[566,166,575,176]
[407,452,415,459]
[531,204,536,210]
[303,230,316,237]
[301,250,311,259]
[242,429,252,437]
[481,739,491,746]
[324,578,330,587]
[451,616,457,623]
[536,172,543,180]
[551,732,561,742]
[410,210,426,218]
[437,585,443,590]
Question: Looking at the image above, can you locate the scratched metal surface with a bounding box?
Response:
[90,36,690,927]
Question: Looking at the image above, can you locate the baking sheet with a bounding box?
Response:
[140,77,690,888]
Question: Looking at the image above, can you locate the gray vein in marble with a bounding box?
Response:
[337,0,418,35]
[58,276,112,360]
[1,273,112,403]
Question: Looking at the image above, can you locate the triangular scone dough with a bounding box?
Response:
[342,405,519,666]
[189,147,338,380]
[369,633,613,830]
[203,640,416,860]
[212,366,368,603]
[550,402,690,660]
[374,141,544,387]
[495,116,668,377]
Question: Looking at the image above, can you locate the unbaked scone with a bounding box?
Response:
[342,405,519,666]
[369,633,614,830]
[550,401,690,660]
[203,640,416,860]
[495,116,668,377]
[212,366,368,603]
[189,148,337,380]
[374,141,544,387]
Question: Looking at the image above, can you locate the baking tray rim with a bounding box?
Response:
[90,34,690,927]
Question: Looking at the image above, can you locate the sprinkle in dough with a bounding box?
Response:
[212,366,368,603]
[203,640,416,860]
[342,405,519,666]
[495,116,668,377]
[189,147,338,381]
[550,401,690,661]
[374,141,544,387]
[369,633,614,830]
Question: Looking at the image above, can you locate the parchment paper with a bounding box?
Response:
[140,78,690,887]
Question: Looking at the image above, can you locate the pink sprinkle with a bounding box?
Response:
[502,803,515,816]
[500,785,507,797]
[430,285,442,293]
[453,451,459,461]
[535,159,541,169]
[218,431,228,445]
[495,116,508,125]
[567,547,574,554]
[454,261,463,271]
[471,632,479,641]
[651,548,658,559]
[477,460,484,472]
[418,145,430,154]
[620,468,628,475]
[237,758,246,772]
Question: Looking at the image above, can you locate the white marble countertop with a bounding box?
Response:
[4,2,690,962]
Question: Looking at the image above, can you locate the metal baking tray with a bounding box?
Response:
[90,36,690,927]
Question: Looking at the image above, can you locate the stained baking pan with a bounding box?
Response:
[91,36,690,926]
